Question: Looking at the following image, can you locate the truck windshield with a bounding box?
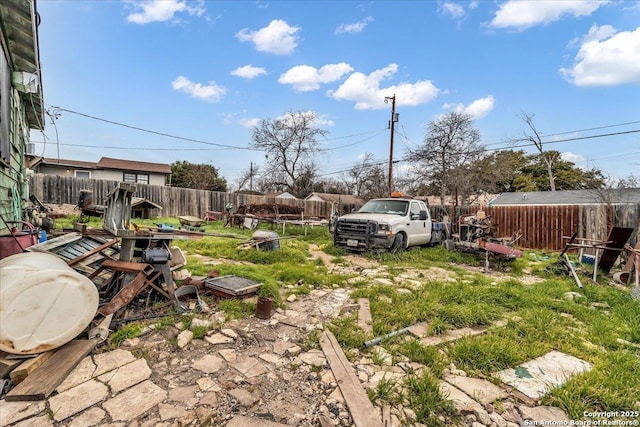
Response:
[358,200,409,215]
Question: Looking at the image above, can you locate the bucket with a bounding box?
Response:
[0,222,38,260]
[251,230,280,251]
[256,296,273,319]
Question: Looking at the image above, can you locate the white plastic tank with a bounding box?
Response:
[0,252,99,354]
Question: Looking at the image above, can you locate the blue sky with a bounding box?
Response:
[32,0,640,188]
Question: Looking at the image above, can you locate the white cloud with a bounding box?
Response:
[335,17,374,34]
[441,2,465,19]
[126,0,205,24]
[231,65,267,79]
[171,76,226,102]
[239,117,261,128]
[277,110,334,127]
[446,95,495,119]
[327,64,439,110]
[561,151,586,164]
[488,0,609,31]
[236,19,301,55]
[279,63,354,92]
[560,25,640,86]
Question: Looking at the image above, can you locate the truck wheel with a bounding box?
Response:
[390,233,405,253]
[443,239,455,251]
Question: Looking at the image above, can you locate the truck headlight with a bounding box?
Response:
[377,223,390,233]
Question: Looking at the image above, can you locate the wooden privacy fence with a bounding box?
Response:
[30,175,638,250]
[28,174,352,221]
[432,204,638,250]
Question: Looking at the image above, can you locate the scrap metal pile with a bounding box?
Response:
[0,183,273,399]
[445,211,523,261]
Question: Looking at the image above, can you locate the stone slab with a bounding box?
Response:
[55,356,97,393]
[66,407,106,427]
[205,333,234,345]
[226,415,290,427]
[230,357,268,378]
[11,414,53,427]
[0,400,46,426]
[520,406,570,423]
[192,354,225,374]
[177,330,194,349]
[259,353,286,367]
[49,379,109,422]
[93,349,136,377]
[438,381,483,412]
[158,402,189,422]
[444,375,508,405]
[407,322,430,338]
[219,348,237,362]
[97,358,152,393]
[102,380,166,421]
[299,349,326,367]
[494,351,592,399]
[420,326,487,346]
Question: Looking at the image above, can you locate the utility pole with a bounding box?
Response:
[384,94,398,195]
[249,162,253,192]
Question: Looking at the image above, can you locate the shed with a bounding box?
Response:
[131,197,163,219]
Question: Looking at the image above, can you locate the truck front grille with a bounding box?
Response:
[335,219,377,235]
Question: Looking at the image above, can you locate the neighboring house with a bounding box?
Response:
[305,192,364,205]
[0,0,45,236]
[27,156,172,186]
[265,191,297,200]
[488,189,640,206]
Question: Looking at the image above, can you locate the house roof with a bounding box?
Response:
[0,0,45,129]
[39,157,97,169]
[489,189,640,206]
[305,192,364,205]
[132,197,162,210]
[97,157,172,174]
[265,192,297,199]
[31,156,171,174]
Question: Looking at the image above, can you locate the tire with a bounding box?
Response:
[390,233,405,253]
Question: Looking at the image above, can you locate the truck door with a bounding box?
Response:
[407,201,431,245]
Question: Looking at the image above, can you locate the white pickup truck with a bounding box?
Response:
[333,197,449,252]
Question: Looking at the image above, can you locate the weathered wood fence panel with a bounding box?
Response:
[431,203,636,250]
[28,175,339,219]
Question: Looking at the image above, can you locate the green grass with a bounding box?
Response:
[54,214,640,420]
[107,322,145,348]
[217,298,255,320]
[404,371,459,426]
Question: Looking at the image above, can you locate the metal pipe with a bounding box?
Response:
[364,326,412,347]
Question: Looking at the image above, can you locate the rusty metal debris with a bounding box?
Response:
[445,211,522,264]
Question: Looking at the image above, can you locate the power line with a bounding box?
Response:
[47,106,389,152]
[52,106,257,151]
[29,141,231,151]
[316,128,640,178]
[541,120,640,138]
[320,129,387,151]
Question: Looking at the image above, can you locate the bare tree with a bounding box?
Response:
[410,112,483,205]
[509,112,559,191]
[251,110,328,198]
[615,174,639,189]
[234,163,260,193]
[347,153,388,200]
